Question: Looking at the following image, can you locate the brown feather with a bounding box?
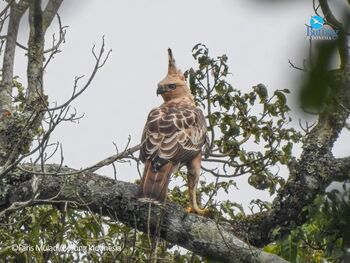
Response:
[139,104,207,164]
[139,160,174,202]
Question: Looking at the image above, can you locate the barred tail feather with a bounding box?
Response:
[138,161,173,202]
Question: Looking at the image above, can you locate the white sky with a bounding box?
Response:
[4,0,349,210]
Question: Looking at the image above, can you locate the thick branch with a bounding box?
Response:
[42,0,64,32]
[0,1,28,114]
[319,0,350,68]
[26,0,45,105]
[0,0,47,167]
[0,166,287,263]
[0,1,29,166]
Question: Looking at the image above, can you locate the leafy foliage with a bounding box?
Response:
[187,44,301,195]
[265,185,350,262]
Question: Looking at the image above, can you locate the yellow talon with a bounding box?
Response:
[186,206,193,213]
[186,206,210,216]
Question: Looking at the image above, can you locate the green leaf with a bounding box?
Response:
[254,83,268,100]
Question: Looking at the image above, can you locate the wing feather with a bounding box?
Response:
[140,103,207,164]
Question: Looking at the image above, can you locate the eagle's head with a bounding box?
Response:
[157,48,193,103]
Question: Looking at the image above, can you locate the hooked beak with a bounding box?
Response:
[157,86,166,96]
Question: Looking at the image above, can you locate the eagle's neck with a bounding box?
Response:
[162,96,195,107]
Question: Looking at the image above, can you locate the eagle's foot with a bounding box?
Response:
[186,206,209,216]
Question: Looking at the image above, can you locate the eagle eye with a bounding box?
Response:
[168,84,176,90]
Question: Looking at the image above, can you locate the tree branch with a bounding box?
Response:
[0,0,48,167]
[0,1,29,166]
[0,165,287,263]
[42,0,64,32]
[319,0,350,68]
[26,0,45,106]
[0,0,28,114]
[18,143,141,176]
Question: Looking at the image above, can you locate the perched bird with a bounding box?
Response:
[138,48,209,215]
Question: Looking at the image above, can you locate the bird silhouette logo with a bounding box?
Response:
[310,16,324,29]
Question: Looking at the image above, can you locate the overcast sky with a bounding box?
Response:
[5,0,349,210]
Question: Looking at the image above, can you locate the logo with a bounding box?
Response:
[306,15,338,40]
[310,16,324,29]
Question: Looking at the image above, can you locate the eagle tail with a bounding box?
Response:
[138,160,173,202]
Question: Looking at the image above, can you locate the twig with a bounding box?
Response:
[17,143,141,176]
[46,37,112,112]
[288,59,307,72]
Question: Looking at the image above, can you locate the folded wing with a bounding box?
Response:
[140,104,207,165]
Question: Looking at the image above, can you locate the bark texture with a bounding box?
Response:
[0,166,287,263]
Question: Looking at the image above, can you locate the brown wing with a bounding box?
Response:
[140,104,207,164]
